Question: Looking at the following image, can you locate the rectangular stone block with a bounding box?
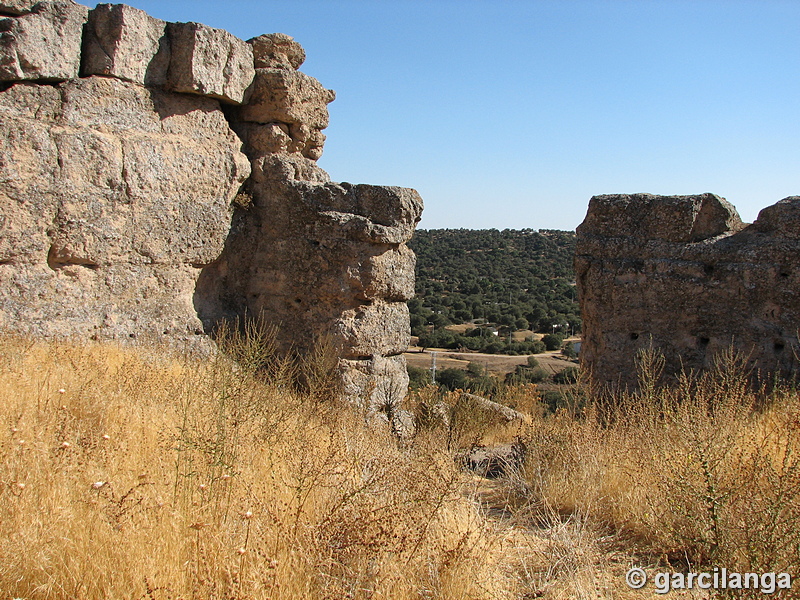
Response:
[248,33,304,70]
[361,243,416,302]
[166,21,254,105]
[578,193,742,244]
[81,3,169,86]
[0,1,88,81]
[238,68,335,129]
[339,355,409,412]
[333,300,410,359]
[308,183,423,245]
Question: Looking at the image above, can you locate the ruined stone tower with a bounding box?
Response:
[0,1,422,413]
[576,193,800,387]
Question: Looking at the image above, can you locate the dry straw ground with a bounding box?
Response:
[1,330,799,599]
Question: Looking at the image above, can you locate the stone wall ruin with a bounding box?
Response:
[576,193,800,388]
[0,1,422,414]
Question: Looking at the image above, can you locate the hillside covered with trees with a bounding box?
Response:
[408,229,580,352]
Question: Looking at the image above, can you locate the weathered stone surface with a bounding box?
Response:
[578,193,743,243]
[751,197,800,239]
[0,1,88,81]
[340,355,409,412]
[0,76,250,341]
[0,0,34,16]
[233,120,326,161]
[390,408,416,439]
[248,33,304,70]
[195,149,422,407]
[310,183,424,244]
[334,301,410,358]
[0,83,61,263]
[81,3,169,85]
[238,68,335,129]
[195,155,422,350]
[0,6,422,414]
[249,152,331,184]
[576,193,800,388]
[166,21,254,104]
[361,243,415,301]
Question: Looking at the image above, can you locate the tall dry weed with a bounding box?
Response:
[0,334,514,599]
[519,346,800,589]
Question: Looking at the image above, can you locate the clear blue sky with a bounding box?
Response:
[116,1,798,231]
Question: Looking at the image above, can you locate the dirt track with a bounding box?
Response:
[403,347,577,377]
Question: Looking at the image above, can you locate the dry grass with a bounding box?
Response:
[518,348,800,597]
[0,334,518,600]
[4,334,798,599]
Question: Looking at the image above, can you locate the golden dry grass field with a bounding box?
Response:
[2,335,799,599]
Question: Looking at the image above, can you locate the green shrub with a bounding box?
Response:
[418,329,455,349]
[542,333,564,351]
[407,365,432,389]
[529,340,546,354]
[436,367,469,391]
[485,342,504,354]
[552,366,579,384]
[467,362,486,376]
[468,375,497,395]
[506,364,549,385]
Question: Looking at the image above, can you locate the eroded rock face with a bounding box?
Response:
[0,76,250,341]
[166,21,254,105]
[239,69,335,127]
[196,131,422,412]
[0,1,89,81]
[0,0,34,16]
[81,3,169,85]
[249,33,305,70]
[0,2,422,413]
[576,193,800,388]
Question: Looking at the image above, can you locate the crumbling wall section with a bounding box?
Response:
[576,193,800,388]
[0,2,422,411]
[194,33,422,413]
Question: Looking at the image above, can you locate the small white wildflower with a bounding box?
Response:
[237,547,247,555]
[58,388,66,394]
[198,483,207,491]
[101,434,110,440]
[243,510,253,520]
[16,482,25,490]
[92,481,106,489]
[60,441,71,449]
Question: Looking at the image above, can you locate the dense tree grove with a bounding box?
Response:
[408,229,580,348]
